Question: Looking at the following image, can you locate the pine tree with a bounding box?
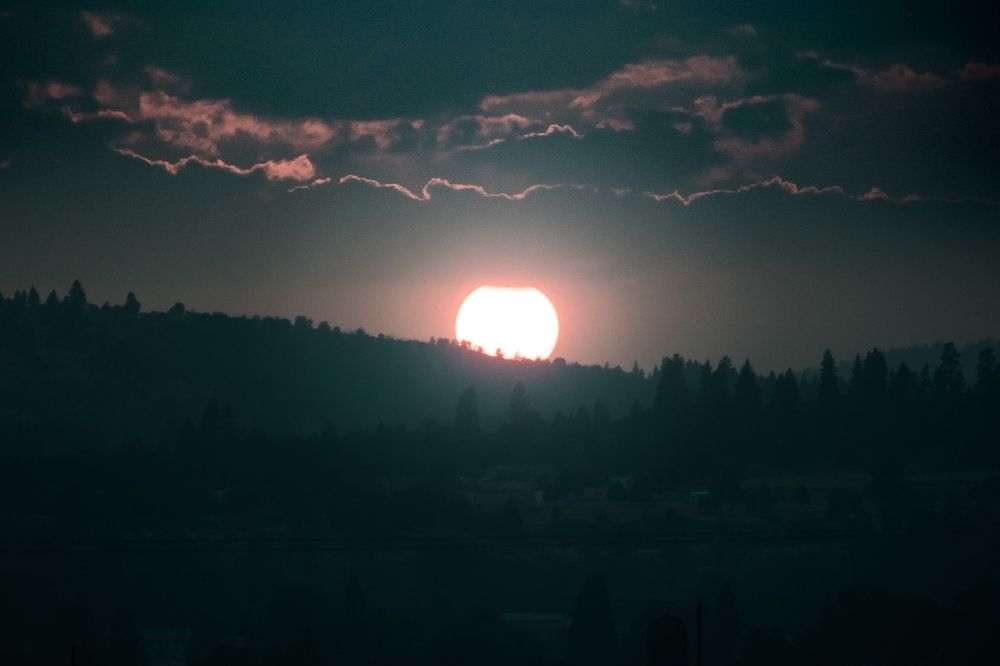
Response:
[654,354,688,425]
[455,386,480,436]
[67,279,87,308]
[932,342,965,403]
[734,359,762,417]
[819,349,841,408]
[123,291,141,315]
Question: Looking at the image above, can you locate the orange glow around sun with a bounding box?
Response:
[455,286,559,360]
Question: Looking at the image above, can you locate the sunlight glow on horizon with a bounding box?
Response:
[455,286,559,360]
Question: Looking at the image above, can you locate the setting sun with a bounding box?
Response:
[455,286,559,360]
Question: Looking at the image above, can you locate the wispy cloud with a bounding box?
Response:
[519,124,583,140]
[62,107,134,124]
[802,52,949,92]
[725,24,758,38]
[136,90,338,155]
[115,148,316,181]
[711,95,820,162]
[80,10,120,38]
[23,81,82,108]
[333,173,996,208]
[644,175,842,205]
[337,175,580,201]
[480,56,745,122]
[619,0,657,10]
[350,119,424,150]
[959,62,1000,81]
[644,175,998,207]
[287,177,333,193]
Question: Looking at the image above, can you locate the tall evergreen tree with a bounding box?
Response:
[67,279,87,308]
[819,349,841,409]
[974,349,997,401]
[932,342,965,403]
[123,291,141,315]
[734,359,762,420]
[771,370,799,416]
[455,386,480,436]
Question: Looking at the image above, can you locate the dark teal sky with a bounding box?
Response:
[2,1,999,370]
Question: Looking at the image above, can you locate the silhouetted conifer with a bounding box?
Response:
[771,370,799,416]
[974,349,997,400]
[123,291,140,314]
[889,362,917,406]
[734,359,762,417]
[819,349,841,408]
[932,342,965,403]
[67,279,87,308]
[654,354,688,426]
[848,354,864,403]
[506,382,534,425]
[455,386,480,436]
[861,348,889,406]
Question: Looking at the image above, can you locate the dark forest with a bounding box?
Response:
[2,283,998,665]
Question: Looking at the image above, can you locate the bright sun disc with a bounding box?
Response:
[455,286,559,360]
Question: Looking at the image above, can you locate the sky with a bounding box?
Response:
[1,0,999,371]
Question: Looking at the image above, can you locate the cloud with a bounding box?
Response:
[619,0,657,10]
[336,173,996,208]
[350,119,424,150]
[436,113,536,146]
[144,66,190,92]
[725,24,758,38]
[960,62,1000,81]
[642,175,1000,207]
[23,81,82,108]
[287,177,333,193]
[820,58,948,92]
[519,124,583,140]
[859,186,889,201]
[479,56,745,121]
[135,90,338,155]
[62,107,134,124]
[646,176,852,205]
[338,174,579,202]
[568,56,745,109]
[81,10,119,38]
[677,94,819,163]
[115,148,316,181]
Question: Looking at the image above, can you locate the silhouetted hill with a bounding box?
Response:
[0,283,653,442]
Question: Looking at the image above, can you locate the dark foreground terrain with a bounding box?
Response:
[1,284,999,665]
